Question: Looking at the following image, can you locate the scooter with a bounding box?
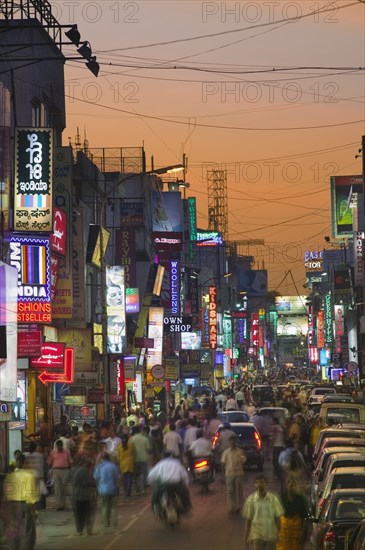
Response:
[191,455,214,492]
[152,483,191,527]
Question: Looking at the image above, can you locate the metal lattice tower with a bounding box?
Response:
[207,169,228,240]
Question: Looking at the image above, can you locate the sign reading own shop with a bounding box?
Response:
[14,128,53,232]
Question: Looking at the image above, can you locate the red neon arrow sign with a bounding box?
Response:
[38,347,74,385]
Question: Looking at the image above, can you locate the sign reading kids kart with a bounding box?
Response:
[14,128,53,232]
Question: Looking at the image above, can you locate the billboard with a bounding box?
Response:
[0,262,18,402]
[9,236,51,323]
[330,175,363,237]
[181,331,202,350]
[146,307,164,371]
[14,128,53,232]
[106,266,126,354]
[238,269,268,296]
[209,286,217,349]
[152,191,182,232]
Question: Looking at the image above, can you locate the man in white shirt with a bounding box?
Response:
[188,430,212,458]
[163,422,182,459]
[226,395,238,411]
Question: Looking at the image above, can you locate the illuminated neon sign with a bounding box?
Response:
[38,347,74,385]
[209,286,217,349]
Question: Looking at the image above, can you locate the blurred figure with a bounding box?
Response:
[116,434,135,497]
[25,442,47,510]
[276,477,309,550]
[70,456,96,536]
[4,453,38,550]
[221,435,246,514]
[48,439,73,510]
[242,474,284,550]
[93,453,119,528]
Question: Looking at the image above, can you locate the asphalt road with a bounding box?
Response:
[33,463,312,550]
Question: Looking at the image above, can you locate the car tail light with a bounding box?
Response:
[318,498,325,512]
[323,530,336,549]
[254,431,262,449]
[212,432,219,448]
[193,459,208,470]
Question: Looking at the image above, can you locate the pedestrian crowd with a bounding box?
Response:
[1,378,338,550]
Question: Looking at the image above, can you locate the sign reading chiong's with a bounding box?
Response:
[14,128,53,232]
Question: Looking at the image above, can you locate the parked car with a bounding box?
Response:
[319,403,365,426]
[315,467,365,517]
[322,394,354,404]
[217,410,250,424]
[313,438,365,469]
[312,428,365,465]
[345,518,365,550]
[212,422,264,471]
[311,488,365,549]
[312,452,365,511]
[336,423,365,432]
[310,386,337,397]
[190,385,215,398]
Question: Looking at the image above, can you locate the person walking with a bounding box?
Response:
[70,456,97,536]
[47,439,73,510]
[276,477,309,550]
[3,453,38,550]
[221,435,246,514]
[163,422,182,459]
[130,426,151,495]
[116,433,135,497]
[242,474,284,550]
[93,453,119,528]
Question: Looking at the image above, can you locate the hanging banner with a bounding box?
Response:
[353,232,364,287]
[14,128,53,232]
[330,175,363,237]
[106,266,126,354]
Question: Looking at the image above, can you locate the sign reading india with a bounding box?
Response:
[9,236,51,323]
[14,128,53,232]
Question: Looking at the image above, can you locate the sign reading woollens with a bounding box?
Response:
[14,128,53,232]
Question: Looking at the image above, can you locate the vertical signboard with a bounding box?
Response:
[334,305,345,353]
[116,228,136,288]
[353,232,364,287]
[146,307,164,371]
[69,207,86,327]
[14,128,53,232]
[0,262,18,401]
[209,286,217,349]
[317,310,325,349]
[52,146,73,319]
[324,292,333,345]
[106,266,126,354]
[170,259,180,315]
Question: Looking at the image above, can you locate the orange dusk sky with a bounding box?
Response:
[51,0,365,295]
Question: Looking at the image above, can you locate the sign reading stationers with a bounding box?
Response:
[14,128,53,232]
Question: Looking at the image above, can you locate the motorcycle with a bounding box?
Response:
[152,482,191,527]
[191,455,215,492]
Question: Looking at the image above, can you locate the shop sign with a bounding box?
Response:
[14,128,53,232]
[17,331,42,357]
[50,208,67,256]
[209,286,217,349]
[30,343,65,369]
[163,316,192,333]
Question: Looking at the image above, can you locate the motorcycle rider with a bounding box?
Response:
[147,453,192,520]
[188,429,213,482]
